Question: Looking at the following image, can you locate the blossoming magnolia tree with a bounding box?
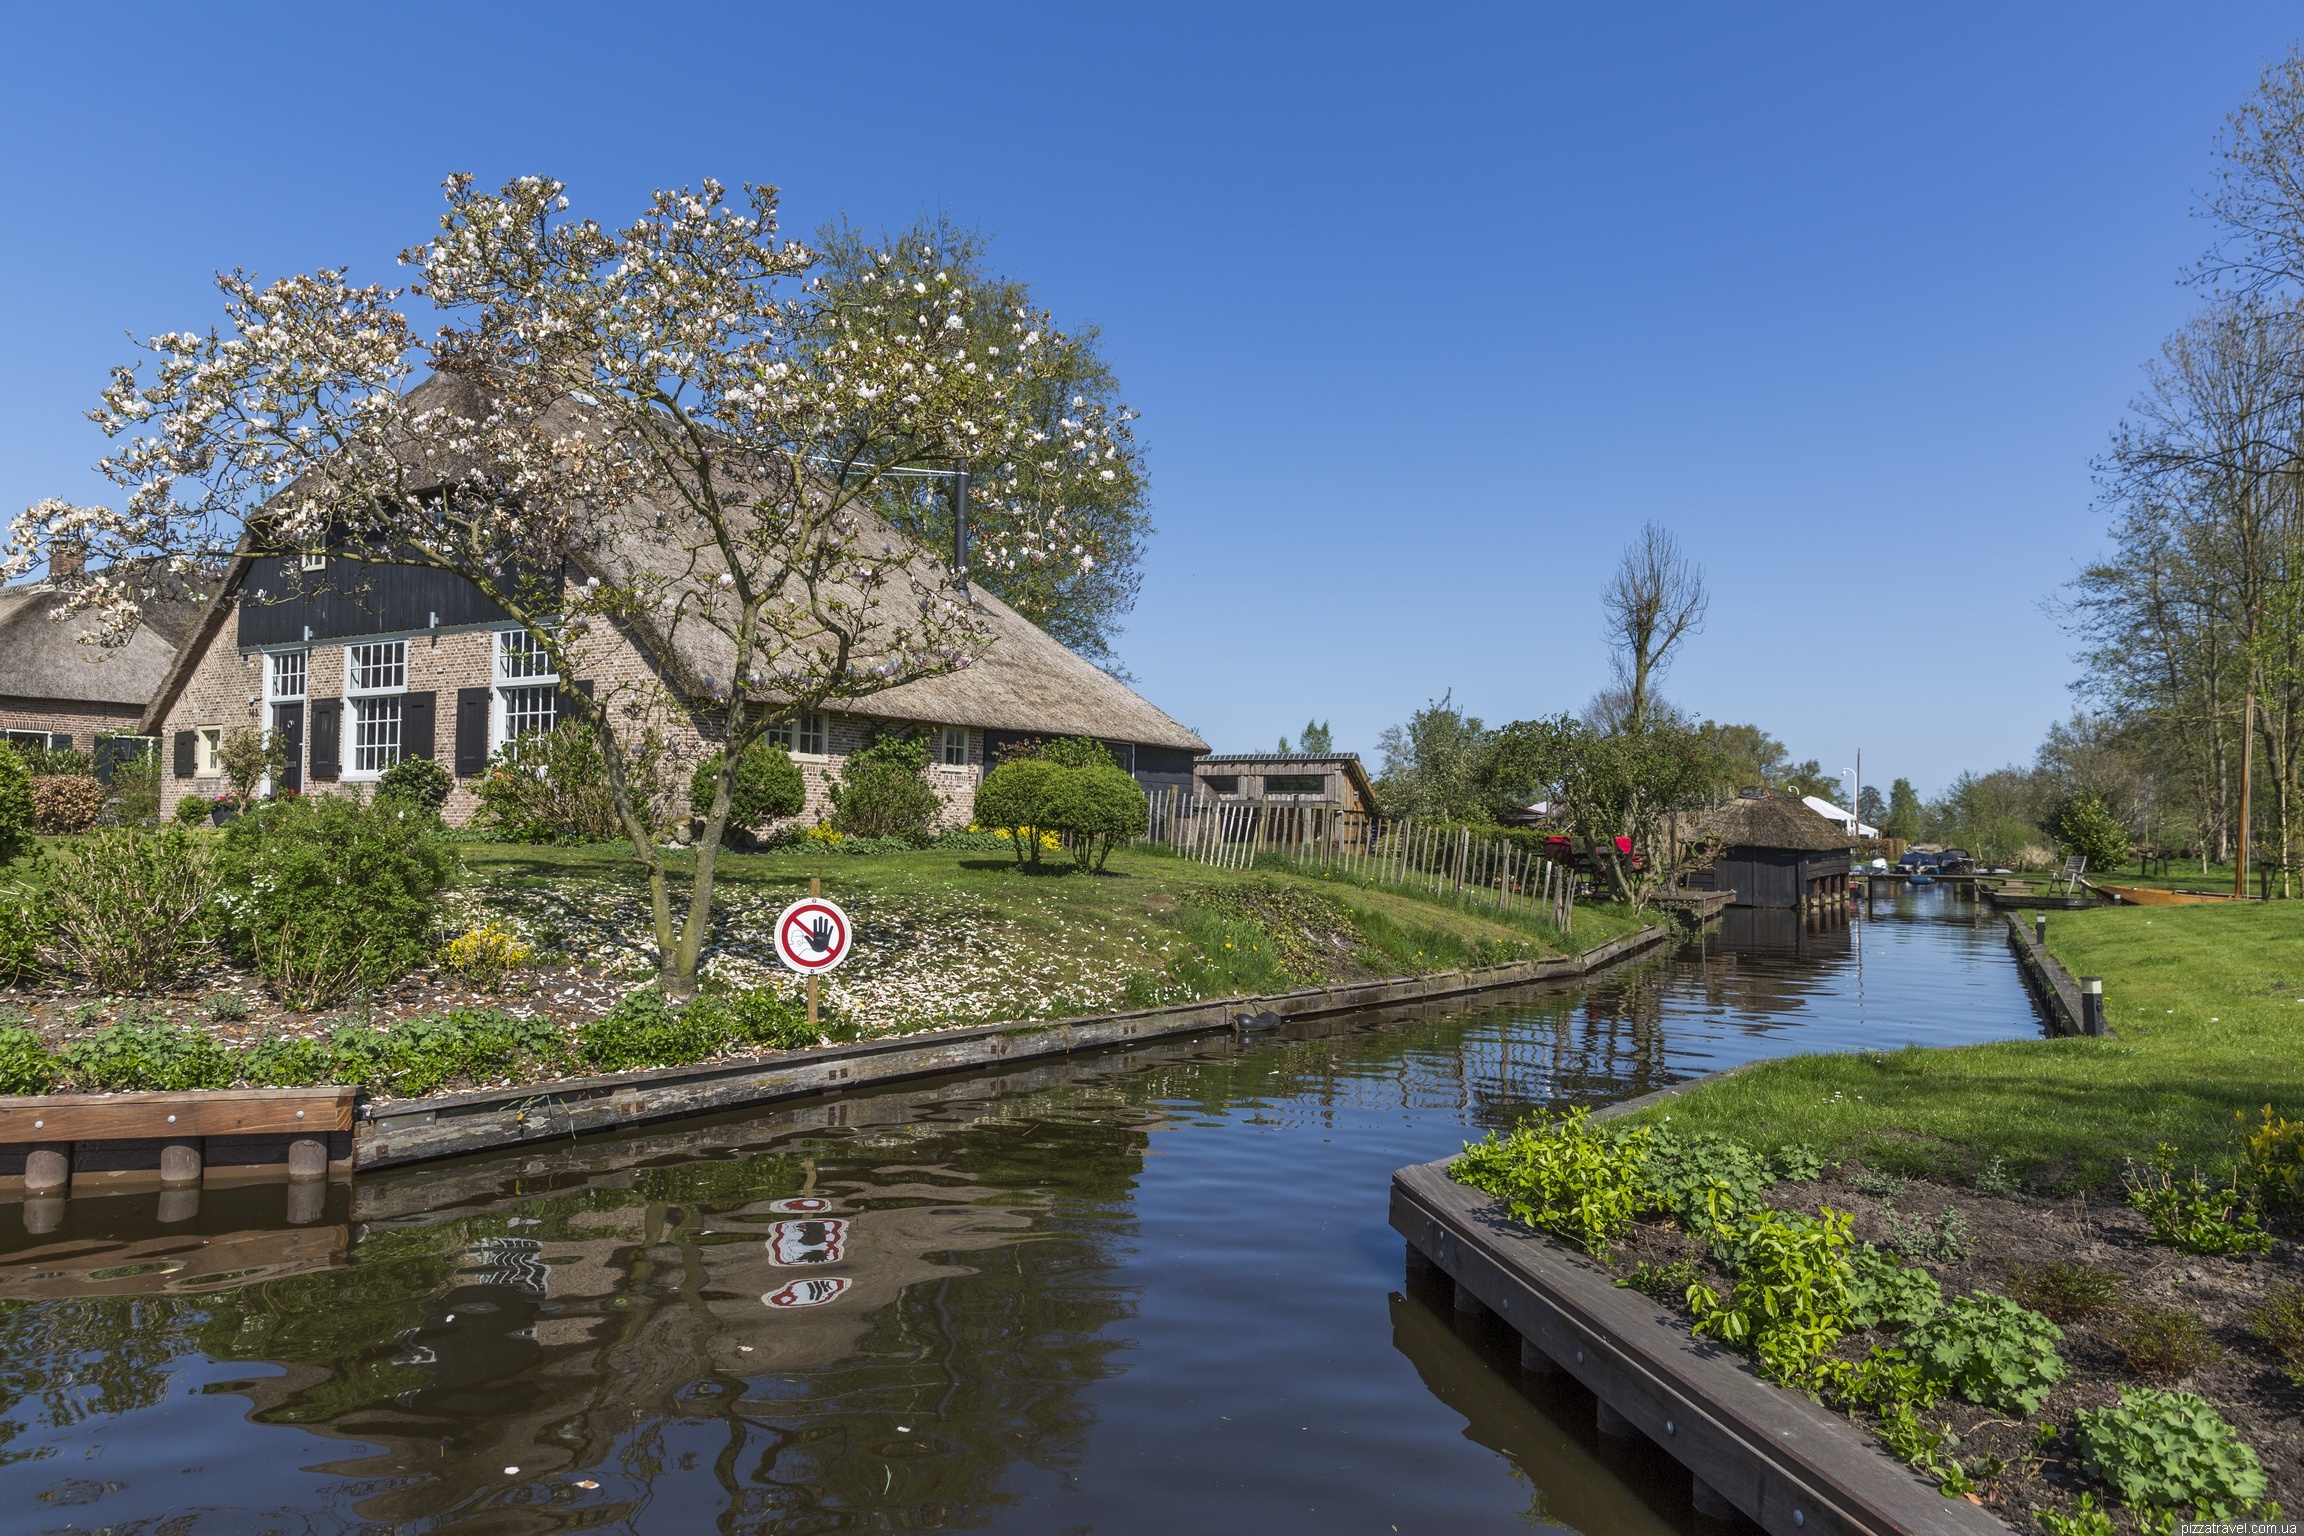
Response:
[4,174,1142,1000]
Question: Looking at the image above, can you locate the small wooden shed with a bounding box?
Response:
[1688,789,1855,909]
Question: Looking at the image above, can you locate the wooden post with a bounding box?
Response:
[807,875,821,1030]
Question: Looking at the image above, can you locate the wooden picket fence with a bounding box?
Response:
[1143,791,1575,933]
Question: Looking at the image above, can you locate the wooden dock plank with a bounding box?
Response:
[0,1087,355,1143]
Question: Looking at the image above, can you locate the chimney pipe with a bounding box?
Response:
[48,537,84,581]
[951,465,970,599]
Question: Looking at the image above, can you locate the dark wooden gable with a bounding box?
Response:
[237,553,520,647]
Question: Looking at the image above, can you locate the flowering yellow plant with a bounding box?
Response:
[441,922,533,991]
[982,825,1062,851]
[804,822,846,845]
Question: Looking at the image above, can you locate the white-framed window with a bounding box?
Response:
[345,639,407,777]
[300,551,327,572]
[195,725,224,776]
[768,711,827,758]
[494,628,560,749]
[940,727,968,767]
[267,649,307,703]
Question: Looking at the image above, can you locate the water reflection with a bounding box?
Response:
[0,887,2037,1534]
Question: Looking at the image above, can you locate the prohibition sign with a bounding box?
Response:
[775,897,852,974]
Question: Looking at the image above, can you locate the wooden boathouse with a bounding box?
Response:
[1687,789,1854,910]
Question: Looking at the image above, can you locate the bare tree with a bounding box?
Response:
[1601,523,1707,732]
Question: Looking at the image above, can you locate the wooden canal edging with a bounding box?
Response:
[2003,913,2109,1038]
[1390,1159,2013,1536]
[1,921,1685,1188]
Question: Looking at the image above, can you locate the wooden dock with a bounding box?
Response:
[0,1086,355,1209]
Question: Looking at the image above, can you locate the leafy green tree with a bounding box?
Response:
[815,213,1149,670]
[1374,692,1492,820]
[1780,759,1839,801]
[1039,735,1117,770]
[1046,763,1148,871]
[1885,778,1925,841]
[1696,721,1790,790]
[1483,716,1729,908]
[974,758,1063,866]
[0,744,32,865]
[2049,791,2131,871]
[1295,720,1333,754]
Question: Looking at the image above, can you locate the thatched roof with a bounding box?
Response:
[1693,791,1855,853]
[143,373,1206,752]
[0,580,202,709]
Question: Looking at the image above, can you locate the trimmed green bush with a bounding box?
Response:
[1045,763,1148,871]
[377,755,454,813]
[690,739,805,830]
[973,758,1063,866]
[0,745,33,865]
[829,732,941,842]
[214,794,457,1007]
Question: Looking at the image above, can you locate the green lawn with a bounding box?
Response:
[449,841,1652,1035]
[1619,898,2304,1191]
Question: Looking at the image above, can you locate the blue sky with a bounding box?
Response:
[2,4,2295,796]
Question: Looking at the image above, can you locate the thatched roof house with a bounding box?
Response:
[0,558,203,765]
[139,375,1204,825]
[1687,789,1855,909]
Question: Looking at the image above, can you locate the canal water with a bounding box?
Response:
[0,888,2040,1535]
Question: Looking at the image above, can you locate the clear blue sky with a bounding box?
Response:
[3,4,2295,797]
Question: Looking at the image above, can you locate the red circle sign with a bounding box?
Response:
[775,897,852,974]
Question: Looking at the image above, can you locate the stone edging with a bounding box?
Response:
[1390,1159,2012,1536]
[350,921,1684,1171]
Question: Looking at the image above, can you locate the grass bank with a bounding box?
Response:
[1619,899,2304,1191]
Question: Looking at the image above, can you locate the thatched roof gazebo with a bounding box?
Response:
[1688,789,1856,909]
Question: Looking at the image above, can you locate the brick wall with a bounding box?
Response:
[0,695,146,747]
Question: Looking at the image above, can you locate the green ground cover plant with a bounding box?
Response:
[575,987,827,1073]
[1845,1245,1942,1331]
[2122,1144,2273,1256]
[1453,1108,1655,1255]
[2075,1387,2268,1515]
[2007,1261,2123,1323]
[1611,899,2304,1188]
[1900,1292,2068,1414]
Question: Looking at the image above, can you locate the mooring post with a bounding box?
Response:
[1691,1473,1739,1521]
[1518,1336,1559,1378]
[2080,977,2105,1036]
[285,1179,326,1226]
[1404,1245,1434,1287]
[1452,1277,1490,1322]
[159,1140,202,1188]
[24,1146,68,1199]
[1595,1399,1639,1439]
[2034,913,2046,945]
[21,1197,65,1236]
[287,1138,329,1182]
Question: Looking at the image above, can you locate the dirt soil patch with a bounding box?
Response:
[1599,1172,2301,1523]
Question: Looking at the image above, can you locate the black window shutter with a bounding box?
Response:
[48,733,70,752]
[173,730,196,779]
[556,678,595,725]
[309,698,342,781]
[455,687,492,776]
[402,691,437,761]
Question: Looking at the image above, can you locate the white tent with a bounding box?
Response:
[1802,794,1879,838]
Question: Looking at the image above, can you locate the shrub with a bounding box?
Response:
[973,758,1063,866]
[42,827,218,993]
[933,828,1012,852]
[1645,1128,1772,1234]
[829,732,942,842]
[104,738,161,825]
[1689,1206,1857,1381]
[1045,762,1149,871]
[2239,1104,2304,1212]
[689,739,805,831]
[2075,1387,2267,1514]
[216,726,284,800]
[1846,1245,1943,1332]
[30,775,104,834]
[57,1018,235,1092]
[1901,1291,2067,1414]
[476,722,670,844]
[377,756,453,813]
[0,1025,61,1094]
[1452,1108,1654,1256]
[440,922,533,991]
[2248,1283,2304,1387]
[1040,736,1115,769]
[2047,791,2129,872]
[2106,1303,2224,1382]
[2123,1144,2273,1256]
[2007,1261,2122,1323]
[0,746,35,864]
[213,794,457,1007]
[174,793,213,825]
